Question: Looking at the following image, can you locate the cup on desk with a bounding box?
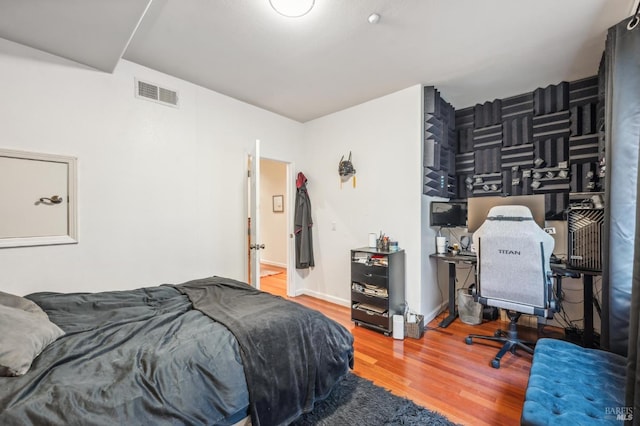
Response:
[436,236,447,254]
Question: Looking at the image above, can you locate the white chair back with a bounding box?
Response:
[472,205,554,311]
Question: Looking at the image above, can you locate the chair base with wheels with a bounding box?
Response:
[465,311,535,369]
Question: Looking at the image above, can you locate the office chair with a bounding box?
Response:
[465,205,557,368]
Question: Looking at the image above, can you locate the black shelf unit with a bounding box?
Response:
[350,247,405,336]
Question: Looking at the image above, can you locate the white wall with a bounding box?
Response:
[259,159,287,267]
[0,38,303,295]
[297,86,430,313]
[0,39,443,317]
[422,196,448,319]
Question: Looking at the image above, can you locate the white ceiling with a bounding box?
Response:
[0,0,637,122]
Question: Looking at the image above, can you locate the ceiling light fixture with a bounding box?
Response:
[269,0,315,18]
[368,13,380,24]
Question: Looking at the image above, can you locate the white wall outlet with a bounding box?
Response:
[331,221,336,231]
[544,227,556,234]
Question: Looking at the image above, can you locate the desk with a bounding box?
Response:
[551,264,600,348]
[429,253,476,328]
[430,253,600,348]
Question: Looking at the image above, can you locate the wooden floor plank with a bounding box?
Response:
[260,266,554,425]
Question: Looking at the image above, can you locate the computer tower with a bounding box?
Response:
[567,206,604,272]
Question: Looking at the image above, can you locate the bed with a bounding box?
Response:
[0,276,354,425]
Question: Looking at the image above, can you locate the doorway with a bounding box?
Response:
[259,158,288,284]
[247,145,293,296]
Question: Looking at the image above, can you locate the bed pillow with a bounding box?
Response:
[0,296,65,377]
[0,290,48,315]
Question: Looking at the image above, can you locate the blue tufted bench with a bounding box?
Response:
[521,338,627,425]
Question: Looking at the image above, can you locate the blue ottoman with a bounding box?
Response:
[522,338,627,425]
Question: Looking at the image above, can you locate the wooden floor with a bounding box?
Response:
[260,266,561,426]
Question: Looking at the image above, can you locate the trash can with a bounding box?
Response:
[457,288,482,325]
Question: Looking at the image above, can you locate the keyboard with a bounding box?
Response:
[457,250,476,258]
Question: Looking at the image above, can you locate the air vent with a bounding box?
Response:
[135,79,179,108]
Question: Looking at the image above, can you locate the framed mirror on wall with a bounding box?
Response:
[0,148,77,248]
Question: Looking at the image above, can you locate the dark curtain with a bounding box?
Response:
[626,8,640,418]
[601,12,640,422]
[602,14,640,357]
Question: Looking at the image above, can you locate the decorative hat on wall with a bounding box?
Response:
[338,151,356,188]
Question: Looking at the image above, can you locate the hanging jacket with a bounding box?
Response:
[294,173,314,269]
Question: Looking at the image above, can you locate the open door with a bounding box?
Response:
[248,139,263,289]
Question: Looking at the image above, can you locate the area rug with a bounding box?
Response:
[292,373,458,425]
[260,265,283,277]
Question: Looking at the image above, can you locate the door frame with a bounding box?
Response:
[263,157,295,297]
[249,140,261,290]
[283,160,295,297]
[246,150,295,296]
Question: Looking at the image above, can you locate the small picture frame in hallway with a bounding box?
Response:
[272,195,284,212]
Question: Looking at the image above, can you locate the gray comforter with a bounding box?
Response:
[0,277,354,426]
[175,277,354,426]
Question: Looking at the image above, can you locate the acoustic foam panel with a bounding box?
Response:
[571,162,601,193]
[423,86,456,197]
[503,114,533,146]
[534,82,570,116]
[502,169,528,196]
[501,92,534,119]
[456,173,474,199]
[570,103,597,136]
[569,76,599,107]
[423,168,445,196]
[426,75,602,210]
[473,124,503,150]
[455,152,475,174]
[569,134,600,163]
[474,100,502,128]
[455,107,474,127]
[532,110,572,140]
[455,108,475,154]
[423,139,439,169]
[456,127,473,154]
[472,172,502,196]
[501,144,534,170]
[474,148,501,174]
[534,137,570,167]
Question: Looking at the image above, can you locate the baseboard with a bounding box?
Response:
[295,288,351,308]
[422,300,449,324]
[260,259,287,268]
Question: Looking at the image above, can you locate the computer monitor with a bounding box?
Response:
[467,194,546,233]
[430,201,467,228]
